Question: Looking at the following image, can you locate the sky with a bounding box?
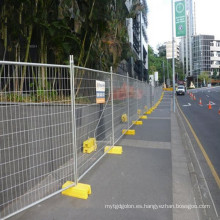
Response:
[147,0,220,52]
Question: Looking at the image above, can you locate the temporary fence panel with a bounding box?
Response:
[0,59,163,219]
[153,86,163,106]
[128,77,138,125]
[73,66,112,180]
[0,61,76,219]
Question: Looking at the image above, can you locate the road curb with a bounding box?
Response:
[171,112,199,220]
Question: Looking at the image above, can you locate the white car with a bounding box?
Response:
[176,85,185,95]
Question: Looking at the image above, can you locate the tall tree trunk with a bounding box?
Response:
[0,4,8,92]
[40,30,47,89]
[19,0,39,93]
[19,25,33,92]
[14,44,19,93]
[14,3,23,93]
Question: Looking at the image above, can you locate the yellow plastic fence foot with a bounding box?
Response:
[62,181,91,200]
[104,146,123,155]
[121,114,128,123]
[140,115,147,119]
[145,110,152,115]
[132,120,143,125]
[122,129,135,135]
[83,138,97,154]
[137,109,142,115]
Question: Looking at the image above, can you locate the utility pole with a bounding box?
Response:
[172,0,175,112]
[163,61,165,87]
[167,59,169,87]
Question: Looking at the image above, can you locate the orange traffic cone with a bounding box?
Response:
[208,101,212,110]
[193,95,196,100]
[199,98,202,105]
[218,108,220,115]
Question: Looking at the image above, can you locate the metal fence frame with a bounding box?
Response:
[0,56,162,219]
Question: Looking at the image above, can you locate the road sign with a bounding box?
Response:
[175,0,186,37]
[166,41,177,59]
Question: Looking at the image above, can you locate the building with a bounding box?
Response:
[192,35,214,76]
[125,0,148,81]
[210,40,220,76]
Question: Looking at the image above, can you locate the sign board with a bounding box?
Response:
[166,41,177,59]
[154,72,158,81]
[166,79,170,87]
[96,80,105,104]
[149,75,154,86]
[175,0,186,37]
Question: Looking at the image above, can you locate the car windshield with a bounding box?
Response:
[178,86,184,89]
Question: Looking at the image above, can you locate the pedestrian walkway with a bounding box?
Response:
[9,92,198,220]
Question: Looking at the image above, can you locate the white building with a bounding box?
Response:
[210,40,220,76]
[192,35,214,76]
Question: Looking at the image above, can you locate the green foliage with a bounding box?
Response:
[1,0,147,97]
[198,71,211,84]
[1,0,143,69]
[148,45,184,83]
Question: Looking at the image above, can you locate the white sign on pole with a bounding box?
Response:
[154,72,158,81]
[149,75,154,86]
[166,41,177,59]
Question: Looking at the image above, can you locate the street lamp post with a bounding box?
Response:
[172,0,175,112]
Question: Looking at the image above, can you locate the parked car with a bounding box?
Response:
[176,85,185,95]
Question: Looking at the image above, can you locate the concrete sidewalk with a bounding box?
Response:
[9,92,198,220]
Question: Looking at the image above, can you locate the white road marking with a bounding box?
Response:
[207,101,216,106]
[183,103,191,107]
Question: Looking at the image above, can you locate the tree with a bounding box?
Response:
[198,71,211,85]
[0,0,147,94]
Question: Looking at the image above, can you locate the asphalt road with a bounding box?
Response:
[177,86,220,217]
[177,86,220,175]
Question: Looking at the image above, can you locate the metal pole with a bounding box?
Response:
[185,7,189,78]
[136,80,138,113]
[189,0,193,77]
[167,59,169,87]
[172,0,175,112]
[140,11,143,80]
[110,67,114,146]
[70,55,78,184]
[150,82,152,108]
[127,72,130,129]
[163,60,165,87]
